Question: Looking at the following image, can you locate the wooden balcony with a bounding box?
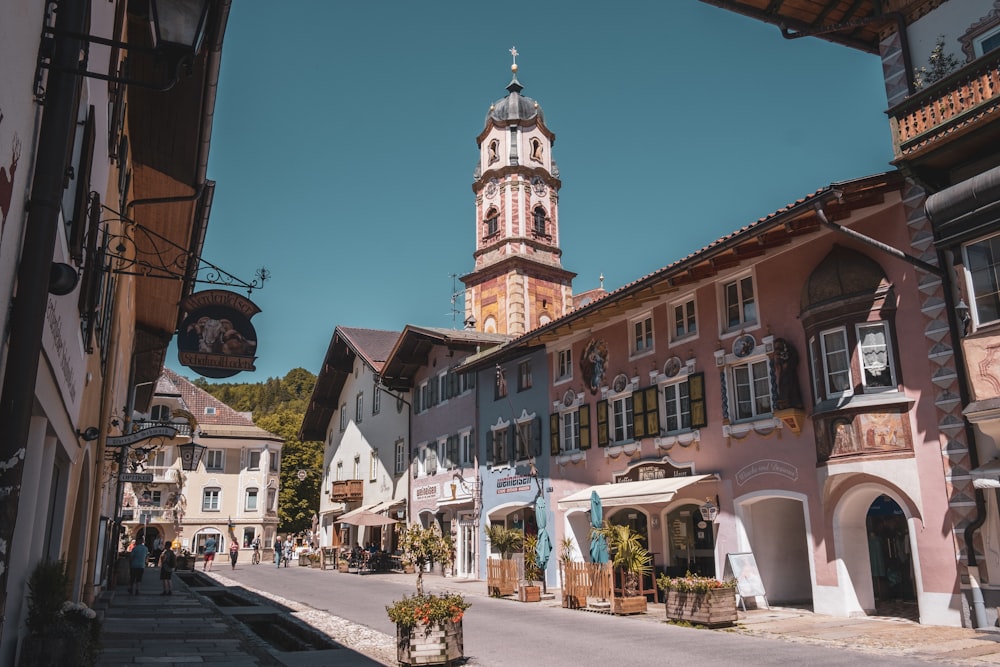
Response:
[331,479,363,502]
[888,51,1000,178]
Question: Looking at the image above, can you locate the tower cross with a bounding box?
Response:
[509,46,518,66]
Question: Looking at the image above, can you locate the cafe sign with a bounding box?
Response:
[613,460,695,484]
[496,475,532,494]
[177,290,261,379]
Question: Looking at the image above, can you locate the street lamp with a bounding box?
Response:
[178,439,207,471]
[149,0,212,54]
[699,498,719,523]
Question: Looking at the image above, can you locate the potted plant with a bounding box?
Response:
[484,524,522,597]
[597,523,652,615]
[658,571,738,627]
[20,559,102,666]
[387,524,469,666]
[519,534,542,602]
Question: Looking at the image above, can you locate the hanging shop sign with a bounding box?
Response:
[106,425,178,447]
[177,290,260,378]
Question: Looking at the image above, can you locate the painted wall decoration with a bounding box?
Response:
[816,411,912,461]
[177,290,260,378]
[0,110,21,242]
[580,338,608,395]
[773,337,803,410]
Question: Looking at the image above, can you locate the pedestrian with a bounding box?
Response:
[159,540,176,595]
[203,534,217,571]
[128,539,149,595]
[275,536,283,568]
[229,539,239,569]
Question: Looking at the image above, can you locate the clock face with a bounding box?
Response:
[485,179,499,198]
[531,176,547,196]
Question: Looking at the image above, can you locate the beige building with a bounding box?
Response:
[122,369,282,561]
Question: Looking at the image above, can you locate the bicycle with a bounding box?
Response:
[251,548,261,565]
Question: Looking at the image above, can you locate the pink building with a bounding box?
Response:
[517,172,963,625]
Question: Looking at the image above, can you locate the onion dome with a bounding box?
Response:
[487,61,543,124]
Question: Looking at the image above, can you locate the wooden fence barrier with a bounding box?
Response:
[487,558,518,597]
[562,562,613,608]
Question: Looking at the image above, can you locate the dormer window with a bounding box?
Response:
[151,405,171,421]
[204,407,216,416]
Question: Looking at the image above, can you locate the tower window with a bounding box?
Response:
[484,208,499,237]
[533,207,546,236]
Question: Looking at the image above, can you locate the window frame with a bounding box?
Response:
[609,391,635,444]
[630,313,654,357]
[556,348,573,382]
[518,360,532,392]
[355,392,364,423]
[963,232,1000,330]
[671,296,697,342]
[340,403,348,431]
[247,450,261,471]
[819,326,853,398]
[245,487,259,511]
[856,321,897,392]
[731,358,772,421]
[394,440,406,475]
[202,487,221,512]
[370,449,378,481]
[721,273,758,333]
[484,208,499,237]
[373,385,381,415]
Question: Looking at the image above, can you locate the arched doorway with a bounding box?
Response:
[664,503,715,577]
[867,495,916,616]
[737,495,812,604]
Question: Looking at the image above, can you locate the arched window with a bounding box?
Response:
[485,208,499,237]
[533,207,546,236]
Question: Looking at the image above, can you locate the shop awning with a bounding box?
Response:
[972,460,1000,489]
[557,474,718,511]
[368,499,405,515]
[338,503,380,522]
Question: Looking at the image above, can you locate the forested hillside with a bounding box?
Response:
[194,368,322,535]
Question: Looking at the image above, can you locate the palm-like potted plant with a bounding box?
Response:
[484,524,522,597]
[387,524,469,666]
[519,534,542,602]
[597,523,652,614]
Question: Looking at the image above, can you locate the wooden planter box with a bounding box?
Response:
[612,595,647,615]
[518,584,541,602]
[665,589,738,627]
[396,619,463,666]
[338,562,349,573]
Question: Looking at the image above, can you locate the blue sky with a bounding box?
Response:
[169,1,893,384]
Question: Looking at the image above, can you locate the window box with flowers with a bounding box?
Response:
[658,572,738,627]
[388,525,468,665]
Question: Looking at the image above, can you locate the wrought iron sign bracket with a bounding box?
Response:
[96,200,269,296]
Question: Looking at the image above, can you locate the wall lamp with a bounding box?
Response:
[178,439,207,471]
[77,426,100,441]
[37,0,211,93]
[956,299,972,337]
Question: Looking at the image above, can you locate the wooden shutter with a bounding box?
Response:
[689,372,707,429]
[596,399,609,447]
[633,386,660,438]
[447,435,458,467]
[579,404,592,450]
[532,417,541,457]
[69,106,95,262]
[550,413,560,455]
[486,431,494,467]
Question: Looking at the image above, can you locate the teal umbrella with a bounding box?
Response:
[534,498,553,592]
[589,490,609,564]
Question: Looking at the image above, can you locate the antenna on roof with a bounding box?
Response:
[450,273,464,329]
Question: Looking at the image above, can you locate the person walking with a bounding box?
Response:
[229,539,239,570]
[274,536,283,568]
[203,535,217,571]
[251,535,261,564]
[159,540,176,595]
[128,539,149,595]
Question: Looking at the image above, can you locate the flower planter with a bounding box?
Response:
[665,589,738,627]
[611,595,647,615]
[396,619,463,666]
[338,562,349,573]
[518,584,541,603]
[176,555,196,571]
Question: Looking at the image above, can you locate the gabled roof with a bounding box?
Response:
[466,171,906,365]
[299,326,402,442]
[158,368,282,441]
[380,325,511,390]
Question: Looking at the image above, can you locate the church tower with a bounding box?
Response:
[462,50,575,335]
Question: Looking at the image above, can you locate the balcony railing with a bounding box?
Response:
[889,50,1000,160]
[331,479,363,502]
[147,466,180,483]
[122,507,176,523]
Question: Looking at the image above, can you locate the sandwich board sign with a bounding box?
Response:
[725,552,769,611]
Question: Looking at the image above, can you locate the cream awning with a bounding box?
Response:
[557,474,718,511]
[338,503,380,522]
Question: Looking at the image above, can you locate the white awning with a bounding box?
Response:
[368,499,405,515]
[338,503,380,521]
[557,474,718,511]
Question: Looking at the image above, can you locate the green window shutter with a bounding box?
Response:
[579,404,591,450]
[689,372,707,429]
[486,431,494,467]
[550,413,560,455]
[509,427,516,463]
[633,388,647,438]
[596,399,609,447]
[532,416,542,457]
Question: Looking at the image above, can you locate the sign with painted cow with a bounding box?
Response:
[177,290,260,378]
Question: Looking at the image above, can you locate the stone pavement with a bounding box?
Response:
[92,565,383,666]
[94,565,1000,666]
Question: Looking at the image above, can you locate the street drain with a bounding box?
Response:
[176,571,218,586]
[200,589,256,607]
[234,613,341,652]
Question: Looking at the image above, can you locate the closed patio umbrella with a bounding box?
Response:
[589,490,609,564]
[535,498,553,593]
